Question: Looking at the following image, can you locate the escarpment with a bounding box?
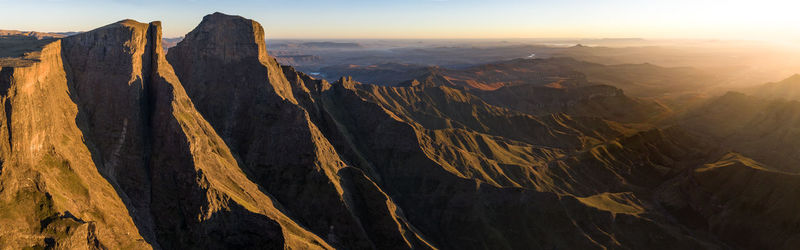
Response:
[0,36,150,249]
[1,18,330,249]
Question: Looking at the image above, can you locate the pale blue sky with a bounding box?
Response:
[1,0,798,41]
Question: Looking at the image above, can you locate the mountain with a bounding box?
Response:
[473,84,670,123]
[268,41,363,50]
[404,58,592,91]
[681,91,800,173]
[160,37,183,51]
[317,57,717,97]
[319,63,431,85]
[166,13,430,249]
[1,12,799,249]
[0,29,67,39]
[656,152,800,249]
[750,74,800,101]
[281,74,721,249]
[394,71,669,124]
[316,58,695,123]
[274,54,322,66]
[539,58,720,97]
[0,17,328,249]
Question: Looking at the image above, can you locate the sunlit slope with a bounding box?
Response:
[287,72,721,248]
[0,38,152,249]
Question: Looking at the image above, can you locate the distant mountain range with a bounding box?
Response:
[750,74,800,101]
[0,29,78,39]
[269,41,363,49]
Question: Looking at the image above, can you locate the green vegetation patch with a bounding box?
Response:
[41,153,89,198]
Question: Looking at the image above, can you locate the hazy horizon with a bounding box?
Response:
[2,0,798,42]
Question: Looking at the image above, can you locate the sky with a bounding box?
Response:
[1,0,799,42]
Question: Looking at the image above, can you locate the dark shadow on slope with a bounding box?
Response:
[146,67,286,249]
[165,16,383,247]
[0,66,13,170]
[60,49,160,247]
[338,166,435,249]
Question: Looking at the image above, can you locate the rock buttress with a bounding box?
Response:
[168,12,433,249]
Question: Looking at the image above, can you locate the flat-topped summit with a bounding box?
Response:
[173,12,270,63]
[167,12,297,104]
[0,29,66,39]
[0,37,58,67]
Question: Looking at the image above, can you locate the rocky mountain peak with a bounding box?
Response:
[396,71,455,88]
[182,12,269,63]
[167,12,297,104]
[333,76,362,89]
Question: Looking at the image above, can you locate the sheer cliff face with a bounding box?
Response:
[0,19,330,249]
[0,38,150,249]
[60,21,157,246]
[2,12,799,250]
[168,12,431,249]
